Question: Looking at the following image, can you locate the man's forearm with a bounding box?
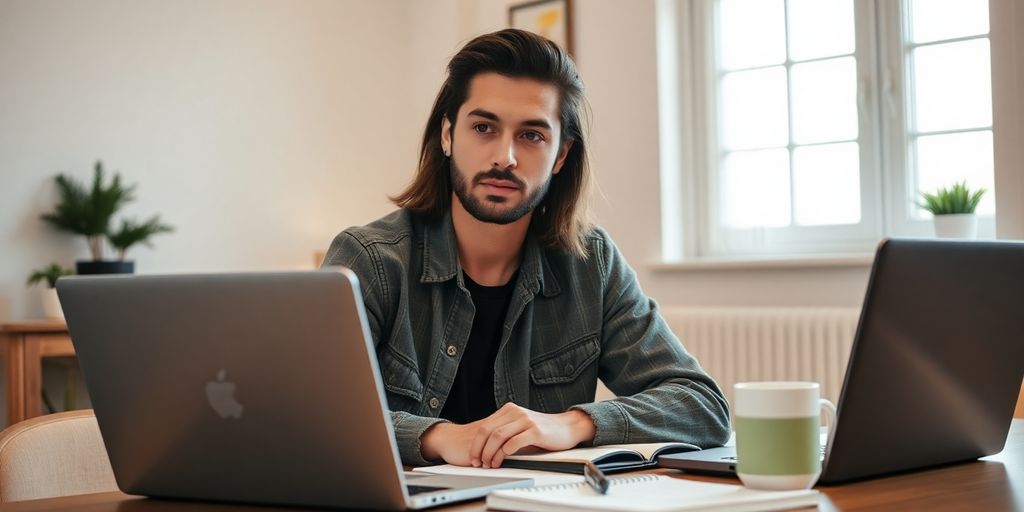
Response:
[574,380,731,447]
[562,408,596,445]
[420,421,453,462]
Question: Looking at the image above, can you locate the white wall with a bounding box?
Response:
[0,0,417,321]
[991,0,1024,239]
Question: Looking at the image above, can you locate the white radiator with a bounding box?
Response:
[662,307,860,406]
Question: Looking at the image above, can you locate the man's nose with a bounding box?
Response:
[492,135,517,170]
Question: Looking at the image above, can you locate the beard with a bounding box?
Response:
[449,158,552,225]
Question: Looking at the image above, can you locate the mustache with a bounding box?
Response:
[472,168,525,189]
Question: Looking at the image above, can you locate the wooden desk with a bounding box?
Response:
[4,420,1021,511]
[0,321,75,426]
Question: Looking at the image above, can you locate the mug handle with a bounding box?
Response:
[820,399,837,460]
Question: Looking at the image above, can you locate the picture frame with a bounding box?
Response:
[508,0,573,55]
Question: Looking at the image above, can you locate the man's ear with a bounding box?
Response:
[552,140,573,175]
[440,116,452,156]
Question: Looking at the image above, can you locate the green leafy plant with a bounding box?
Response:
[26,263,75,289]
[40,161,133,261]
[40,160,173,261]
[108,216,174,261]
[917,181,986,215]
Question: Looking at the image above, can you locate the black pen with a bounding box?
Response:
[583,461,609,495]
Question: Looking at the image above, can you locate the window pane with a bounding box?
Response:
[791,57,858,144]
[793,143,861,226]
[912,39,992,132]
[787,0,855,61]
[720,149,791,228]
[721,67,789,150]
[914,131,995,217]
[719,0,786,70]
[909,0,989,44]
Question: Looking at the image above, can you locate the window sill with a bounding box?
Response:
[650,253,875,271]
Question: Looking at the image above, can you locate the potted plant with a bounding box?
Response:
[40,160,173,274]
[918,181,986,239]
[27,263,75,320]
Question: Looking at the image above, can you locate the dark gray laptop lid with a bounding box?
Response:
[58,269,409,509]
[821,238,1024,483]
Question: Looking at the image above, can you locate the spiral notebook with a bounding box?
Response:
[486,474,820,512]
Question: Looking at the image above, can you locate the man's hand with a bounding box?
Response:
[471,403,596,468]
[420,403,596,468]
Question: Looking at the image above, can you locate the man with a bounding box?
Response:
[323,29,729,468]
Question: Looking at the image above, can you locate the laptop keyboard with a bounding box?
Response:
[407,484,450,495]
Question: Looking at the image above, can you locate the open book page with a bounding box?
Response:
[487,474,820,512]
[505,442,699,465]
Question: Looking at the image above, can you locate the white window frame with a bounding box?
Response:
[878,0,997,239]
[663,0,996,261]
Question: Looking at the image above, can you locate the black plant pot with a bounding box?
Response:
[76,260,135,275]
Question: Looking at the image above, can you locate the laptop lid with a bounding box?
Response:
[820,238,1024,483]
[659,239,1024,483]
[57,268,526,510]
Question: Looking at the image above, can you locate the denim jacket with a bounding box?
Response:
[322,209,730,465]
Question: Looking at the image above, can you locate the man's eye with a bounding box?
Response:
[522,131,545,142]
[473,124,492,133]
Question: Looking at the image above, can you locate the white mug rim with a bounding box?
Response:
[735,381,819,391]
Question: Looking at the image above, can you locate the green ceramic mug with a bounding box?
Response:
[734,382,836,490]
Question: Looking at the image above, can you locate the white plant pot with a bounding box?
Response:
[933,213,978,239]
[40,287,64,321]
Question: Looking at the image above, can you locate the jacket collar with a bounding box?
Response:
[419,211,561,297]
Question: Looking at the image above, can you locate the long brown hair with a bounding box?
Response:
[390,29,593,257]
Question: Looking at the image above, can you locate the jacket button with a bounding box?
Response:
[565,364,574,374]
[446,345,457,357]
[429,397,440,409]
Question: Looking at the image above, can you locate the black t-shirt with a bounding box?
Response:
[441,270,518,425]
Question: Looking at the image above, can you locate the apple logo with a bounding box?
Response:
[206,369,244,419]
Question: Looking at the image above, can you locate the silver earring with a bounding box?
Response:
[443,148,451,157]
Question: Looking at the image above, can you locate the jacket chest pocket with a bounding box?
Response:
[529,334,600,411]
[377,346,425,412]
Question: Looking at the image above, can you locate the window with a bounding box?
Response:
[666,0,995,258]
[889,0,995,232]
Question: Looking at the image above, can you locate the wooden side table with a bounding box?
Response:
[0,321,75,426]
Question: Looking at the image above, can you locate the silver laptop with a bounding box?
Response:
[57,268,531,510]
[659,238,1024,484]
